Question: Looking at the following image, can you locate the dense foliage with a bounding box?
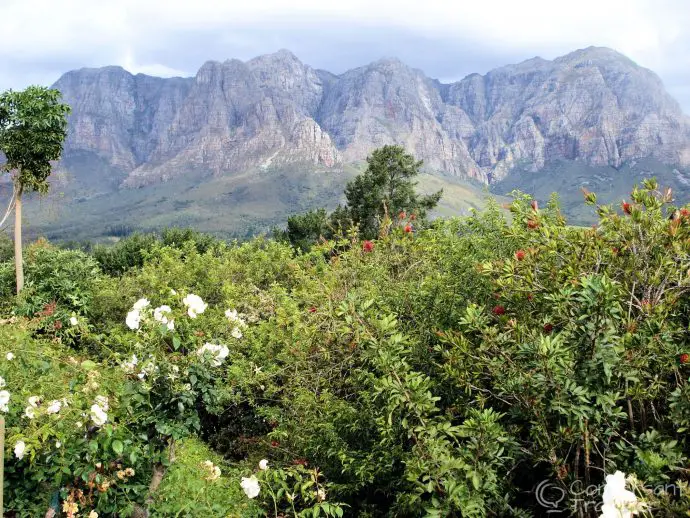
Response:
[1,181,690,516]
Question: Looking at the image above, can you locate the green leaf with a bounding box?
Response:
[112,440,124,456]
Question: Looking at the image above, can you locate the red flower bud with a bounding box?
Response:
[398,211,407,220]
[680,353,689,364]
[404,224,413,233]
[527,294,534,301]
[543,323,553,333]
[530,200,538,211]
[492,305,506,316]
[362,240,374,252]
[410,213,417,221]
[308,306,317,313]
[270,440,280,448]
[515,250,526,261]
[527,220,539,229]
[622,202,632,215]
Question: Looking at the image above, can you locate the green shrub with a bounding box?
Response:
[3,182,690,516]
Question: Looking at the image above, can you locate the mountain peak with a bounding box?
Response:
[555,45,638,67]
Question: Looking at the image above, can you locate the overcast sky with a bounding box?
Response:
[1,0,689,112]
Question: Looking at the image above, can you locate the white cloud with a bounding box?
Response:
[0,0,688,109]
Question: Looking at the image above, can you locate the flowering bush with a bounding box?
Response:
[3,183,690,516]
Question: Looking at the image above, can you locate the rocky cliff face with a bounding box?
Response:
[53,46,690,186]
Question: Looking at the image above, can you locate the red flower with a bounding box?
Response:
[492,305,506,316]
[404,224,413,233]
[292,458,308,466]
[270,440,280,448]
[515,250,526,261]
[543,323,553,333]
[681,208,690,218]
[622,202,632,215]
[54,320,63,330]
[398,211,407,220]
[410,213,417,221]
[530,200,538,211]
[527,220,539,229]
[308,306,317,313]
[362,240,374,252]
[680,353,689,364]
[527,294,534,301]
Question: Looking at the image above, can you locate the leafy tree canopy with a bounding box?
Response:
[0,86,70,194]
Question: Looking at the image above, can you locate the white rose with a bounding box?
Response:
[600,471,645,518]
[258,459,269,470]
[46,400,62,414]
[183,294,207,318]
[24,405,36,419]
[153,305,172,323]
[240,476,260,499]
[90,404,108,427]
[14,440,25,459]
[132,298,150,310]
[126,310,141,330]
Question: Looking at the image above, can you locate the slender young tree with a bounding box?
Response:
[0,86,70,293]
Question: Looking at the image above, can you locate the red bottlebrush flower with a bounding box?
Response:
[680,353,689,364]
[543,323,553,333]
[410,213,417,221]
[38,301,57,317]
[530,200,538,211]
[398,211,407,220]
[515,250,526,261]
[308,306,317,313]
[492,305,506,316]
[362,240,374,252]
[404,224,413,233]
[527,220,539,229]
[270,440,280,448]
[622,202,632,215]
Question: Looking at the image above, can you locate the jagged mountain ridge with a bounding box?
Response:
[53,46,690,187]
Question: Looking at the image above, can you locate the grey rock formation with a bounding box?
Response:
[53,46,690,186]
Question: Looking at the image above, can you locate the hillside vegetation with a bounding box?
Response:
[1,180,690,516]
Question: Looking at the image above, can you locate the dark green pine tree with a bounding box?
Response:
[340,145,442,239]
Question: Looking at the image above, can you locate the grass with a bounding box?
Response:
[14,154,499,243]
[151,438,261,517]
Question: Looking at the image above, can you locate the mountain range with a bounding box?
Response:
[13,46,690,240]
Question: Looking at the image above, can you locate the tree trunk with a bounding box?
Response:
[14,187,23,294]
